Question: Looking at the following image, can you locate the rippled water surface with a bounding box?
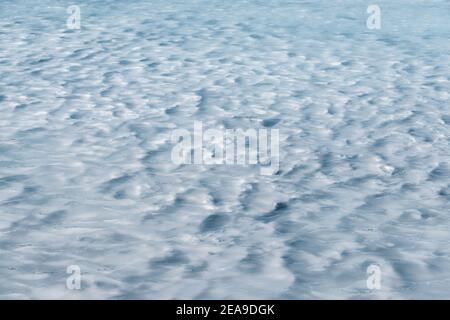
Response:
[0,0,449,299]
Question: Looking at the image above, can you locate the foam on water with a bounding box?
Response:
[0,0,449,299]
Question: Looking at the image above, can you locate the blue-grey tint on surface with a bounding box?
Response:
[0,0,449,299]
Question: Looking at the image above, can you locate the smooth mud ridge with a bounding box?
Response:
[0,0,449,299]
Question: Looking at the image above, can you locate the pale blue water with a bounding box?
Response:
[0,0,449,299]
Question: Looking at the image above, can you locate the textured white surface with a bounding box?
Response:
[0,0,449,299]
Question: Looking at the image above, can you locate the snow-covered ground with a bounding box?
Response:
[0,0,449,299]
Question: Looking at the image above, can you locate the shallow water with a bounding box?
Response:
[0,0,449,299]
